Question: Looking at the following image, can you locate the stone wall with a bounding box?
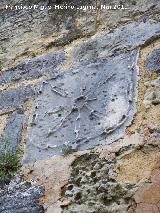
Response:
[0,0,160,212]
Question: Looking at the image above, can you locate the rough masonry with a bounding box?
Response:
[0,0,160,212]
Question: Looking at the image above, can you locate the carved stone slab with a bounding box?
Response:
[24,50,138,162]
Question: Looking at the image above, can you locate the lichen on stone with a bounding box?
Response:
[62,153,134,213]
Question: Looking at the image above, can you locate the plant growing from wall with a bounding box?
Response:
[0,137,20,183]
[61,144,75,156]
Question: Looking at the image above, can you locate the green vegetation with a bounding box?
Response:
[0,138,20,182]
[62,144,75,156]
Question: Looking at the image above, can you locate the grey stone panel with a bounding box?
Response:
[0,111,25,152]
[0,86,34,112]
[145,48,160,72]
[0,51,65,84]
[0,177,44,213]
[23,50,138,163]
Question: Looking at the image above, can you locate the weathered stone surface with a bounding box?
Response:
[0,1,160,212]
[145,48,160,72]
[62,153,134,213]
[0,111,25,152]
[74,19,160,62]
[100,0,160,30]
[143,77,160,107]
[22,154,76,213]
[0,0,96,66]
[0,0,159,68]
[127,158,160,213]
[22,18,160,163]
[23,50,138,162]
[116,146,160,184]
[0,86,34,113]
[0,176,44,213]
[0,114,8,135]
[0,51,65,84]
